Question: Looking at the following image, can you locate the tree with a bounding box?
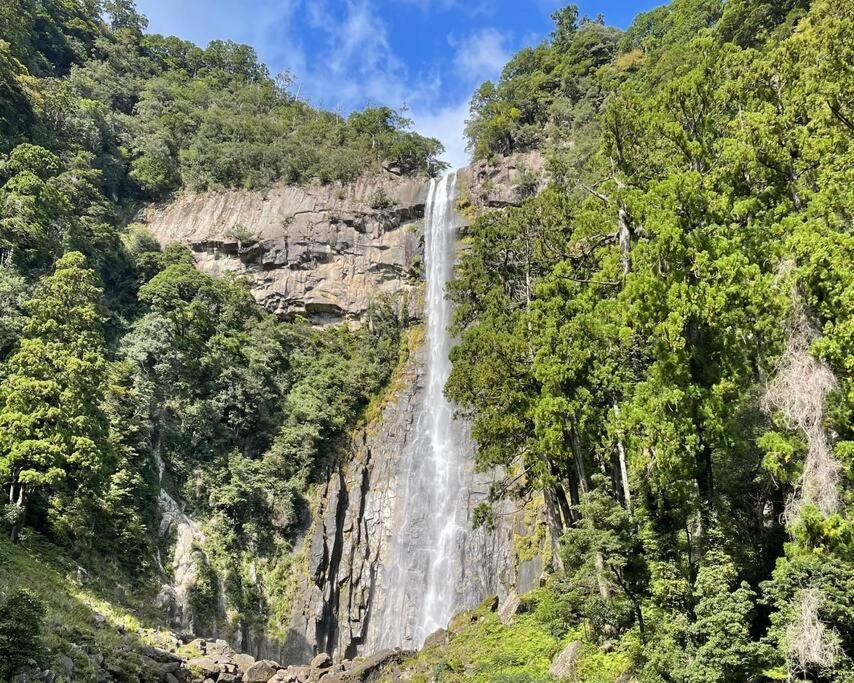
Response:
[0,252,109,542]
[685,550,764,682]
[105,0,149,33]
[0,588,45,678]
[551,5,580,51]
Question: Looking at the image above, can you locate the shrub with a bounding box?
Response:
[0,588,45,678]
[367,188,394,210]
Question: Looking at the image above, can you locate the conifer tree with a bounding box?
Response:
[0,251,109,542]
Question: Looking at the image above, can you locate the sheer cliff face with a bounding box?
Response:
[142,154,553,663]
[280,156,555,665]
[283,343,557,666]
[139,152,544,324]
[140,175,429,323]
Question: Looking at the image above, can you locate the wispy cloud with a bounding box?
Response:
[293,0,442,115]
[450,27,510,82]
[411,99,471,170]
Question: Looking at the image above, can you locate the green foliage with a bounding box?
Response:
[367,187,394,210]
[0,587,45,678]
[0,532,192,680]
[451,0,853,678]
[0,265,26,359]
[465,6,620,160]
[407,599,562,682]
[0,252,110,543]
[683,550,765,682]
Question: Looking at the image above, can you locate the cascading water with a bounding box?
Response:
[369,172,486,650]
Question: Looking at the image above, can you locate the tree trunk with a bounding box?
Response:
[569,425,589,494]
[595,552,612,600]
[618,440,632,513]
[618,207,632,277]
[9,480,25,544]
[613,404,632,514]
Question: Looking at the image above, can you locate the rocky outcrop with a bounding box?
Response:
[283,345,422,664]
[274,155,557,664]
[153,450,206,634]
[458,151,547,209]
[11,633,410,683]
[139,175,429,324]
[550,640,583,680]
[281,344,560,665]
[180,638,412,683]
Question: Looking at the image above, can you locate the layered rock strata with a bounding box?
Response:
[139,175,429,324]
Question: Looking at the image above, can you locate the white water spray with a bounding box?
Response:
[371,172,482,650]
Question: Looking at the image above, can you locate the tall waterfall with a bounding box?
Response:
[370,172,485,650]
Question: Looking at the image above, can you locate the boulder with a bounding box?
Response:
[499,590,521,625]
[423,628,448,649]
[342,649,407,681]
[234,652,256,673]
[187,657,221,677]
[310,653,332,669]
[286,665,312,681]
[549,641,582,681]
[245,659,281,682]
[56,654,74,679]
[140,644,181,663]
[207,639,237,657]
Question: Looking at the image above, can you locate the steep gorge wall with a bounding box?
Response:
[282,338,559,666]
[277,152,557,664]
[137,153,557,664]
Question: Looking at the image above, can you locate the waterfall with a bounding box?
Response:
[370,172,484,650]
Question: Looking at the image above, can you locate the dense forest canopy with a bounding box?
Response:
[0,0,421,659]
[451,0,852,679]
[0,0,446,208]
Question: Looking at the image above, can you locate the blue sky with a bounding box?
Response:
[135,0,664,168]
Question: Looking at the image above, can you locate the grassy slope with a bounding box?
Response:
[383,593,635,682]
[0,533,178,681]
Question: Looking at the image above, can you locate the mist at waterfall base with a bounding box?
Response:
[369,173,492,651]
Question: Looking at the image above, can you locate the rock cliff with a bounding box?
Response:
[458,151,546,209]
[139,175,428,324]
[139,154,556,666]
[281,345,559,662]
[138,153,545,325]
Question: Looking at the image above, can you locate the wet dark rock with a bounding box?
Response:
[310,653,332,669]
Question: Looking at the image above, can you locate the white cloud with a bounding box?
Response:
[411,99,471,170]
[276,3,499,172]
[451,28,510,83]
